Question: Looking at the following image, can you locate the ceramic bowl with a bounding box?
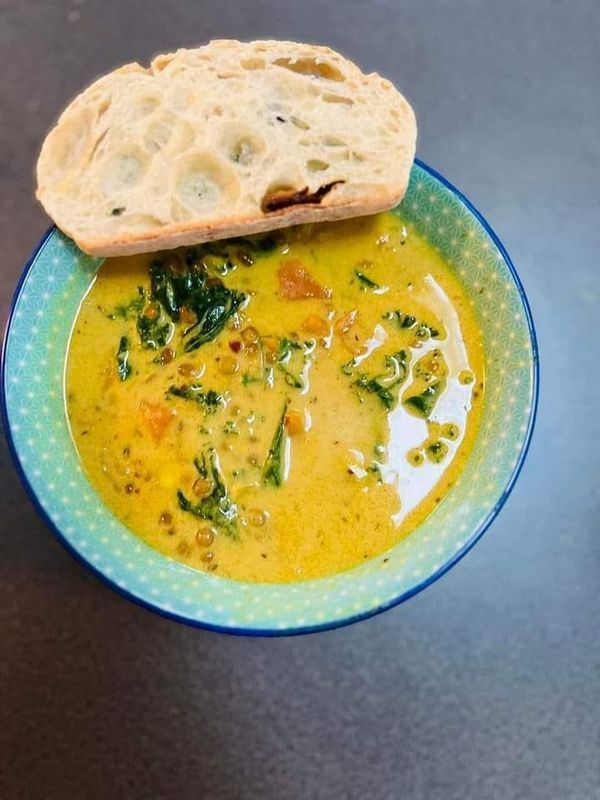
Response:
[1,161,538,635]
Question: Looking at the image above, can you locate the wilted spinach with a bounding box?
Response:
[177,449,238,538]
[116,336,132,381]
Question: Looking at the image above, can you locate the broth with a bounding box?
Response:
[66,213,484,582]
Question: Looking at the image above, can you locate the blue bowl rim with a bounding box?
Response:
[1,159,539,637]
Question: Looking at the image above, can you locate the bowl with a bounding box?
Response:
[1,160,538,635]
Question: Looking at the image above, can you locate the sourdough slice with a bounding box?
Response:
[36,40,417,257]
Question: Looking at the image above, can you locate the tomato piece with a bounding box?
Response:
[278,261,331,300]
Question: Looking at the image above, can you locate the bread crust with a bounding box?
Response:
[36,40,416,256]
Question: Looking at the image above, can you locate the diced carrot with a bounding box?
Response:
[284,409,305,436]
[278,261,331,300]
[335,309,359,334]
[335,309,367,355]
[138,400,176,443]
[301,315,330,337]
[179,306,197,325]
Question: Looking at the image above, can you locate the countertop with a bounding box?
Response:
[1,1,599,798]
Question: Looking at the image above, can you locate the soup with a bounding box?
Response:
[66,213,484,582]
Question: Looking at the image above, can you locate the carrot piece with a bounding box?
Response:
[138,400,175,443]
[335,309,367,355]
[301,315,330,336]
[284,409,305,436]
[335,309,359,334]
[278,261,331,300]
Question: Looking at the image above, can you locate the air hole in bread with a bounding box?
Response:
[90,129,109,161]
[42,107,92,177]
[322,93,354,105]
[322,135,347,147]
[144,120,173,152]
[352,151,366,162]
[307,159,329,172]
[102,149,148,193]
[273,57,344,82]
[290,116,310,130]
[229,135,265,166]
[97,99,111,119]
[134,96,160,119]
[178,172,221,210]
[241,57,266,70]
[175,152,239,215]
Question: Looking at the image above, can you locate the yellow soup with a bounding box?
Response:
[66,213,484,582]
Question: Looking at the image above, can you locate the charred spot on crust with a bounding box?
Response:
[261,180,345,213]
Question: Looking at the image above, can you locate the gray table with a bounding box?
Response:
[1,2,598,798]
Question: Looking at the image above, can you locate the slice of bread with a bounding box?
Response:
[36,40,417,257]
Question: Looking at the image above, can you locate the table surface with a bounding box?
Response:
[1,2,599,798]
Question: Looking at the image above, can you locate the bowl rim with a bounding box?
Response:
[1,159,539,636]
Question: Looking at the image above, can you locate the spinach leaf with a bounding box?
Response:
[116,336,132,381]
[426,439,448,463]
[403,383,443,418]
[354,376,395,409]
[177,449,238,538]
[275,338,315,390]
[352,350,410,410]
[166,384,224,415]
[263,403,289,487]
[136,312,172,350]
[384,310,440,339]
[147,257,247,353]
[108,287,145,320]
[402,349,448,418]
[182,284,247,353]
[276,338,304,389]
[242,372,264,385]
[242,336,313,390]
[149,259,206,321]
[354,270,380,291]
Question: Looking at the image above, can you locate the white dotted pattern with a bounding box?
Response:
[3,165,536,632]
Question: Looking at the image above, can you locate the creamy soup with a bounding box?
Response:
[66,213,484,582]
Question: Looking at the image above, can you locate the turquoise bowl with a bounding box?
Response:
[1,161,538,635]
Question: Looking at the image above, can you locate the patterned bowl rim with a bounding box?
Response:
[1,159,539,636]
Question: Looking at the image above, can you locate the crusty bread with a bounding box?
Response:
[36,40,416,257]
